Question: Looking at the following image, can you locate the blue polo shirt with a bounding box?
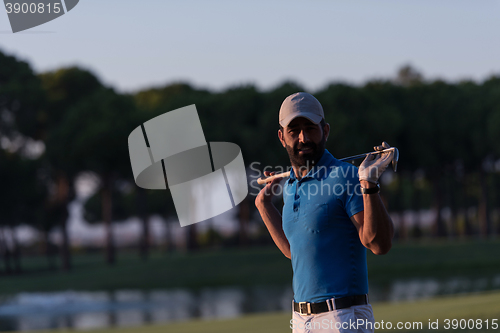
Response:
[282,149,368,303]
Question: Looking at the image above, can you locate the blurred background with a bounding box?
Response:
[1,1,500,332]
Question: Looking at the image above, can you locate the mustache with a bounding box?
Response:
[294,143,316,152]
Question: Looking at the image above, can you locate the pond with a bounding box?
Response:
[1,274,500,331]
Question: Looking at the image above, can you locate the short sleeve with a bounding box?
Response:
[342,165,364,217]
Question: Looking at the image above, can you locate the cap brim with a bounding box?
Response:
[279,112,323,127]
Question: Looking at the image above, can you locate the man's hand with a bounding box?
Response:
[358,141,394,184]
[254,171,291,259]
[255,171,284,207]
[352,142,395,255]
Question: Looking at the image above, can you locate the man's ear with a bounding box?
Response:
[278,129,286,148]
[323,123,330,142]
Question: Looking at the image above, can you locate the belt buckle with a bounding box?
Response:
[327,298,336,311]
[298,302,311,315]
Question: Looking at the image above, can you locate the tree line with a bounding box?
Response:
[1,50,499,274]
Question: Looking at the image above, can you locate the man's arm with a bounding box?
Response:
[350,180,394,255]
[352,141,396,255]
[255,172,291,259]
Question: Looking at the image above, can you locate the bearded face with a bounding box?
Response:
[284,133,326,170]
[280,117,328,172]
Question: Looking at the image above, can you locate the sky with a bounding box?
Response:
[1,0,499,93]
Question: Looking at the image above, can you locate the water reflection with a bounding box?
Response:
[384,275,500,302]
[0,274,499,331]
[0,286,292,331]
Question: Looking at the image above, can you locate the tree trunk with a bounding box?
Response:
[411,173,422,240]
[463,208,474,236]
[102,175,115,265]
[8,226,22,274]
[137,189,150,260]
[448,176,458,239]
[60,219,71,271]
[493,174,500,235]
[164,219,174,253]
[238,197,250,247]
[0,229,12,275]
[55,173,72,271]
[457,174,473,237]
[42,229,57,271]
[140,216,150,260]
[395,174,405,241]
[432,176,447,238]
[186,224,198,251]
[478,169,491,237]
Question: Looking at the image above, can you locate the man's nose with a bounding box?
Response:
[298,130,310,143]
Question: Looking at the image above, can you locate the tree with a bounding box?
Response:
[134,83,212,252]
[0,50,45,140]
[84,180,176,258]
[395,64,424,87]
[53,88,137,264]
[0,50,46,270]
[0,149,48,273]
[39,67,104,270]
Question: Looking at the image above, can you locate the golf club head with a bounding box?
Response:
[392,147,399,172]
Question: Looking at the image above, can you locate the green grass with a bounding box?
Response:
[1,239,500,294]
[368,239,500,277]
[0,247,292,294]
[374,290,500,332]
[33,291,500,333]
[366,239,500,287]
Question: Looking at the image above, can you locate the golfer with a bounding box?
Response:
[255,92,394,333]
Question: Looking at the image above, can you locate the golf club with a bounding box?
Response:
[256,147,399,185]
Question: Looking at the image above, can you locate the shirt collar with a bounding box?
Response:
[288,149,334,184]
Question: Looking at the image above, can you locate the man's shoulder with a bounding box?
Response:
[324,158,359,181]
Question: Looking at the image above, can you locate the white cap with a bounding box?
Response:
[279,92,324,127]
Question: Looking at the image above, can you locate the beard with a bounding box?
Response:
[284,135,326,171]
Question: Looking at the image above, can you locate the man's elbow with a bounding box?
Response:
[280,246,291,259]
[370,241,392,255]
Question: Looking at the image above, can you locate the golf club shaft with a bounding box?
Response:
[339,147,396,162]
[256,147,396,185]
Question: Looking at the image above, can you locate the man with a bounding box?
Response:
[255,92,394,333]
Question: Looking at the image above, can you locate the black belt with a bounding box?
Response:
[293,294,369,315]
